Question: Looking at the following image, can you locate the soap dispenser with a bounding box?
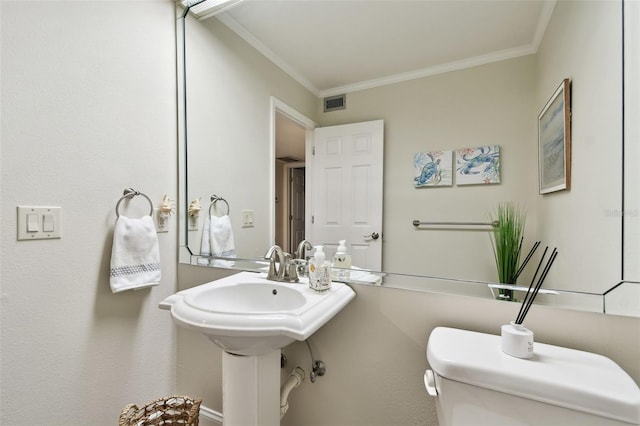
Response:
[332,240,351,281]
[309,245,331,292]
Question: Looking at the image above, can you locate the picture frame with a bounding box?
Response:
[538,79,571,194]
[414,150,453,187]
[455,145,500,185]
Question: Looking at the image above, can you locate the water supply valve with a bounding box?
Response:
[310,360,326,383]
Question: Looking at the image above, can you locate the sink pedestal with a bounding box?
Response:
[222,350,280,426]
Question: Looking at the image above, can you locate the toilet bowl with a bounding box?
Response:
[425,327,640,426]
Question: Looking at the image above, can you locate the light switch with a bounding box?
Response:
[17,206,61,240]
[242,209,254,228]
[43,214,55,232]
[27,214,39,232]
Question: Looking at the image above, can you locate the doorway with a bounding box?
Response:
[286,164,305,252]
[270,98,316,253]
[270,100,384,269]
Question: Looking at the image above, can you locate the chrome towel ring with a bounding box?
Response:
[116,188,154,218]
[208,195,230,217]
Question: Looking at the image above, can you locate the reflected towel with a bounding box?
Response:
[201,215,236,257]
[109,215,161,293]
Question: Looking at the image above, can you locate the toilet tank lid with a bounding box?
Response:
[426,327,640,425]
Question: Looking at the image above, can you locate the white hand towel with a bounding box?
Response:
[110,215,161,293]
[200,215,211,256]
[201,215,236,257]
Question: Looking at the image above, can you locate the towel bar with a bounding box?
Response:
[209,194,230,216]
[412,219,499,228]
[115,188,153,217]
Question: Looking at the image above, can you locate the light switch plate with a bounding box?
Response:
[17,206,61,240]
[242,209,254,228]
[188,215,199,231]
[154,208,170,233]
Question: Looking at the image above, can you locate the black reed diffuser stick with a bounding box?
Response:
[515,246,548,323]
[517,250,558,324]
[516,248,558,324]
[514,241,541,281]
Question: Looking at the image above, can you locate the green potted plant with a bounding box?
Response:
[489,203,526,301]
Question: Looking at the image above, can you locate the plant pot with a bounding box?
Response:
[497,288,514,301]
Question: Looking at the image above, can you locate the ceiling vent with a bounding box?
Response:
[323,94,346,112]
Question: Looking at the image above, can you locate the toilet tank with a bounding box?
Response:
[425,327,640,426]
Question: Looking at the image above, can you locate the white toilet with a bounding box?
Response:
[425,327,640,426]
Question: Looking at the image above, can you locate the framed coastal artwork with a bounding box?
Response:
[538,79,571,194]
[414,150,453,187]
[455,145,501,185]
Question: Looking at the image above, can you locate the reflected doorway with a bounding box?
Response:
[275,110,307,253]
[289,166,306,252]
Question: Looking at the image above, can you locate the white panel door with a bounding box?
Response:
[310,120,383,270]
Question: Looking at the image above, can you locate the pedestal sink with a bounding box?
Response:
[160,271,356,425]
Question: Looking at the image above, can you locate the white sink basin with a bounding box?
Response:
[186,282,307,314]
[160,271,356,355]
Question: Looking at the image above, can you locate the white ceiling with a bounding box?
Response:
[216,0,556,97]
[205,0,556,161]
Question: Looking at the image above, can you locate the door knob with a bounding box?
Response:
[363,232,380,240]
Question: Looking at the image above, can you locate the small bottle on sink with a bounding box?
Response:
[332,240,351,281]
[309,246,331,293]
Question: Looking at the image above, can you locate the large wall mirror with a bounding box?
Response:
[177,0,639,316]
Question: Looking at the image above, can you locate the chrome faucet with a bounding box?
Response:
[264,245,299,283]
[295,240,313,260]
[294,240,313,277]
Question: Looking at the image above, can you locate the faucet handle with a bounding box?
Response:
[292,258,308,277]
[286,262,299,283]
[283,253,299,283]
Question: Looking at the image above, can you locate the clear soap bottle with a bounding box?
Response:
[332,240,351,281]
[309,245,331,292]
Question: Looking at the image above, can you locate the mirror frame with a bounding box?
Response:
[175,1,639,317]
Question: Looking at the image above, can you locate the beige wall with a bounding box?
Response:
[175,2,639,426]
[535,0,622,294]
[0,1,178,424]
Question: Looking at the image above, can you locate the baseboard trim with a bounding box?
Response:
[200,404,223,425]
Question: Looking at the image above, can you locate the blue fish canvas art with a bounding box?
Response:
[414,151,452,187]
[455,145,501,185]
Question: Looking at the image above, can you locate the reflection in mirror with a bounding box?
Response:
[177,0,639,316]
[274,110,307,253]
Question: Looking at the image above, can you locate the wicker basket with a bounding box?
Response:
[119,395,202,426]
